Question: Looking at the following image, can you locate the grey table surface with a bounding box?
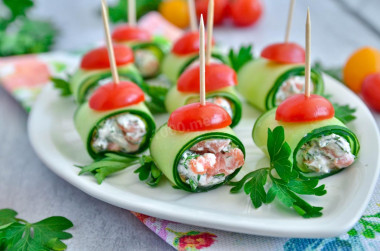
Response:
[1,0,380,250]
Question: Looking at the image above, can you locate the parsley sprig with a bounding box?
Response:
[78,153,162,186]
[229,126,327,218]
[0,209,73,251]
[322,94,357,124]
[228,45,254,72]
[141,81,169,114]
[50,76,72,97]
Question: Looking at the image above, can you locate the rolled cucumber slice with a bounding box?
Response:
[74,101,155,159]
[164,86,242,127]
[237,58,324,111]
[150,124,245,192]
[161,50,228,84]
[118,41,169,79]
[252,109,360,179]
[70,63,142,104]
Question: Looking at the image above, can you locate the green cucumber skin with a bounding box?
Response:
[74,102,155,160]
[237,58,324,111]
[161,53,197,84]
[161,49,228,84]
[70,64,143,104]
[150,124,245,192]
[252,109,360,179]
[164,86,242,127]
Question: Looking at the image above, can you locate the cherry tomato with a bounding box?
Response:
[276,94,335,122]
[159,0,190,28]
[261,42,305,64]
[343,47,380,93]
[172,31,215,55]
[112,25,152,43]
[168,102,232,131]
[89,81,145,111]
[177,63,237,92]
[362,73,380,112]
[195,0,228,25]
[80,45,134,70]
[229,0,263,27]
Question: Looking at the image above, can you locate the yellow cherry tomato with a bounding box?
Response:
[159,0,190,29]
[343,47,380,93]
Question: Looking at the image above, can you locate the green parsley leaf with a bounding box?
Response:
[244,169,269,208]
[267,127,293,182]
[333,103,357,124]
[0,209,73,251]
[0,18,57,57]
[322,94,357,124]
[134,156,163,186]
[78,153,140,184]
[50,77,72,97]
[229,126,327,218]
[228,45,254,72]
[141,81,170,114]
[78,154,162,186]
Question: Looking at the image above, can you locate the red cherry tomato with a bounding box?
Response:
[172,31,215,55]
[80,45,134,70]
[362,73,380,112]
[195,0,228,25]
[276,94,335,122]
[89,81,145,111]
[168,102,232,131]
[111,25,152,43]
[261,42,305,64]
[229,0,263,27]
[177,63,237,92]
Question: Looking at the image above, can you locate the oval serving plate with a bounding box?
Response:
[28,74,380,238]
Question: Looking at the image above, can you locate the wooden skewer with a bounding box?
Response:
[285,0,295,43]
[101,0,120,84]
[128,0,136,27]
[206,0,214,65]
[188,0,197,31]
[305,8,311,97]
[199,15,206,106]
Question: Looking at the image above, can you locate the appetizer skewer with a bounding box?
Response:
[165,1,242,127]
[151,17,245,191]
[75,0,156,159]
[237,0,324,111]
[161,0,227,84]
[252,10,359,178]
[111,0,169,79]
[70,45,142,104]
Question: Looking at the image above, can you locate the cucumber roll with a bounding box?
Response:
[112,25,170,79]
[165,63,242,127]
[74,81,155,159]
[161,31,228,84]
[71,45,143,104]
[237,58,324,111]
[252,94,360,179]
[150,103,245,192]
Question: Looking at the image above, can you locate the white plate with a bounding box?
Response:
[28,75,380,238]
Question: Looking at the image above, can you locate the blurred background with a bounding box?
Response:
[1,0,380,66]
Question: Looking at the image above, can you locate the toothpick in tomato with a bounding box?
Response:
[112,25,170,79]
[161,31,227,84]
[165,63,242,127]
[70,45,142,104]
